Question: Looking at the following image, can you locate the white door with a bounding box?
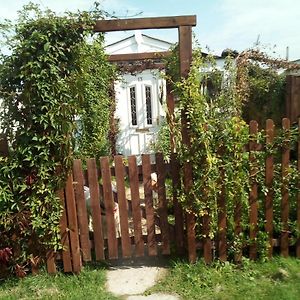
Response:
[115,70,164,161]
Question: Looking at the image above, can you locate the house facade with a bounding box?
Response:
[106,32,172,159]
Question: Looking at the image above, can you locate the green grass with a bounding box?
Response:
[0,264,118,300]
[149,256,300,300]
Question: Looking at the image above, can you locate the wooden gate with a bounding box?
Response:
[47,153,184,273]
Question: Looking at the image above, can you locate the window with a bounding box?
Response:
[145,86,152,125]
[130,87,137,126]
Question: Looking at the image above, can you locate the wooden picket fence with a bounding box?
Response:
[44,118,300,273]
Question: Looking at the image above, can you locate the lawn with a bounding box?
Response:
[0,264,118,300]
[0,257,299,300]
[149,256,300,300]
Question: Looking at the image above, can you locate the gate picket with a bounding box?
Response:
[142,154,157,256]
[114,155,132,258]
[87,158,105,260]
[156,153,170,255]
[58,189,73,272]
[128,155,144,257]
[65,174,81,273]
[100,157,118,259]
[73,159,91,262]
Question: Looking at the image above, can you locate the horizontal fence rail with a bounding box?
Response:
[46,118,300,273]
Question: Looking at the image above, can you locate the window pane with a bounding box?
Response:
[145,86,152,125]
[130,87,137,126]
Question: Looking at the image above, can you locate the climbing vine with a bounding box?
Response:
[160,45,300,259]
[0,3,116,276]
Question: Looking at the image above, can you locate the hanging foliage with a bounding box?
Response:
[0,3,116,276]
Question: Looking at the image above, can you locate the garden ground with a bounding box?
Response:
[0,256,299,299]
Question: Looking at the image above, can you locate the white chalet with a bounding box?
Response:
[106,32,172,159]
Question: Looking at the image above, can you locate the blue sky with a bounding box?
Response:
[1,0,300,60]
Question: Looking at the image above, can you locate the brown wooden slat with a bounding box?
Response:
[281,118,290,257]
[73,159,91,262]
[156,153,170,255]
[46,250,56,274]
[179,25,196,263]
[297,118,300,258]
[234,199,242,263]
[142,154,157,256]
[94,15,197,32]
[87,158,105,260]
[171,153,184,255]
[128,155,144,257]
[217,166,227,261]
[203,212,212,263]
[114,156,131,258]
[108,51,171,62]
[249,120,259,260]
[100,157,118,259]
[265,119,274,258]
[65,174,81,273]
[58,189,72,272]
[0,134,8,157]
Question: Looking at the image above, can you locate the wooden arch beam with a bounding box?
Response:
[94,15,196,32]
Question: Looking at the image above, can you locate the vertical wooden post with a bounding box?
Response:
[249,120,258,260]
[179,25,196,263]
[265,119,274,258]
[281,118,290,257]
[0,134,8,157]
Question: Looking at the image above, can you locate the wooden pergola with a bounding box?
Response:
[94,15,199,263]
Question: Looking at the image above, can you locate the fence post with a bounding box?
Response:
[297,118,300,258]
[281,118,290,257]
[249,120,259,260]
[265,119,274,258]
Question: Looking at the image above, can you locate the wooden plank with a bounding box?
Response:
[87,158,105,260]
[108,51,171,62]
[281,118,290,257]
[94,15,197,32]
[65,174,81,273]
[128,155,144,257]
[249,120,259,260]
[265,119,274,258]
[46,250,56,274]
[73,159,91,262]
[100,157,118,259]
[171,153,185,255]
[156,153,170,255]
[179,25,196,263]
[58,189,73,273]
[203,211,212,263]
[114,156,131,258]
[142,154,157,256]
[179,26,192,78]
[234,199,242,263]
[217,166,227,261]
[297,118,300,258]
